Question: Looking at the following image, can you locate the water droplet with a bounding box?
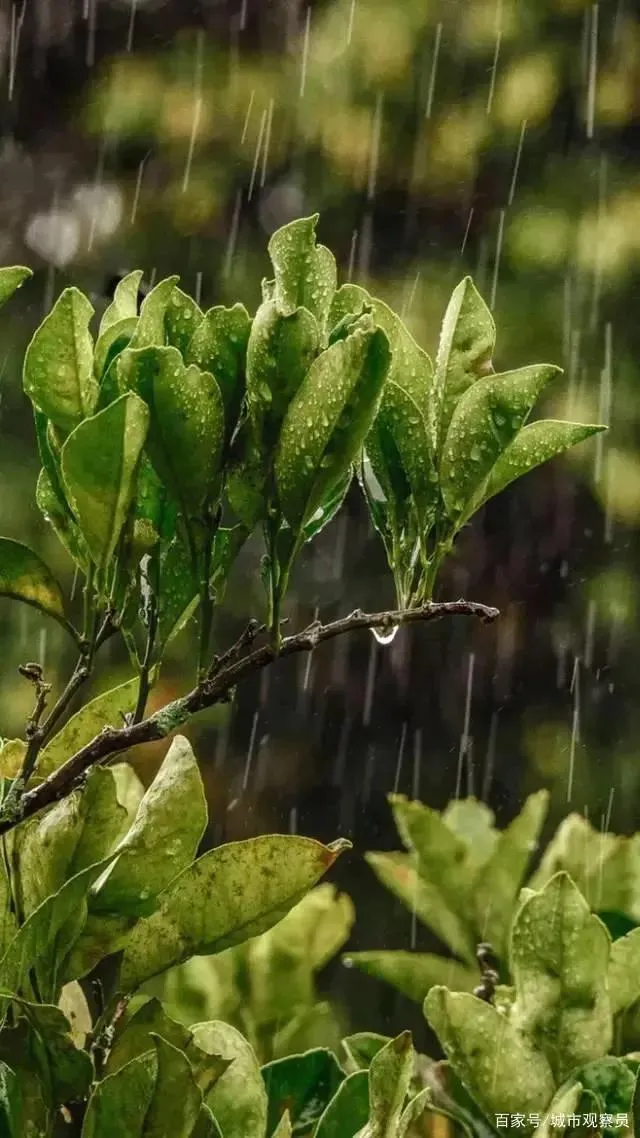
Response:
[372,625,398,646]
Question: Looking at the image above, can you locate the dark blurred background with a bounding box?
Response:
[0,0,638,1047]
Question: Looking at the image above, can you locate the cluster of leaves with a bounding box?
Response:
[348,792,640,1052]
[147,882,354,1064]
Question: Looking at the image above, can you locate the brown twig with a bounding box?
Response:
[0,599,498,833]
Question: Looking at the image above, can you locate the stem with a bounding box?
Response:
[197,506,218,681]
[133,597,158,725]
[2,597,499,832]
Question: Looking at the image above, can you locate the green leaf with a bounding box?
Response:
[92,736,208,918]
[247,884,354,1026]
[272,1111,293,1137]
[34,410,69,516]
[357,1032,414,1138]
[367,380,437,533]
[81,1051,156,1138]
[390,794,471,916]
[61,390,149,570]
[528,814,640,918]
[424,987,555,1126]
[315,1070,370,1138]
[186,303,251,430]
[470,420,607,512]
[302,469,352,544]
[127,276,179,350]
[192,1105,223,1138]
[99,271,144,335]
[609,928,640,1016]
[0,997,93,1106]
[345,952,477,1004]
[23,287,98,431]
[36,468,90,570]
[364,851,475,963]
[0,1061,24,1138]
[0,855,116,1000]
[157,535,199,648]
[341,1034,390,1073]
[432,277,495,450]
[441,798,499,872]
[532,1081,583,1138]
[106,998,228,1095]
[262,1049,344,1135]
[509,872,612,1082]
[226,421,269,528]
[0,843,17,959]
[165,287,203,356]
[574,1057,636,1131]
[275,321,390,531]
[94,315,138,381]
[440,364,561,523]
[0,537,69,631]
[119,836,350,991]
[245,300,319,440]
[191,1021,267,1138]
[0,266,31,309]
[144,1035,204,1138]
[38,677,140,776]
[472,790,549,955]
[0,740,25,779]
[268,215,337,337]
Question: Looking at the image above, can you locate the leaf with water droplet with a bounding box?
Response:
[469,419,607,516]
[23,287,98,432]
[355,1032,414,1138]
[118,835,350,991]
[315,1070,370,1138]
[440,363,561,524]
[119,345,224,517]
[81,1050,156,1138]
[99,270,144,336]
[35,468,89,570]
[91,736,207,919]
[425,986,555,1126]
[226,419,269,530]
[368,380,437,535]
[262,1049,344,1135]
[33,410,69,517]
[0,537,69,631]
[210,524,250,604]
[345,951,477,1005]
[245,300,319,444]
[302,469,352,544]
[432,277,496,452]
[60,391,149,571]
[38,677,140,776]
[472,790,549,956]
[509,872,612,1082]
[0,265,32,309]
[186,303,251,433]
[165,286,203,356]
[607,927,640,1016]
[94,315,138,384]
[127,275,179,350]
[192,1021,267,1138]
[275,320,390,532]
[268,214,337,340]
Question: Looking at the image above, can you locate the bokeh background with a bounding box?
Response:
[0,0,638,1048]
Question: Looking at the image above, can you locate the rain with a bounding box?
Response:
[0,0,639,1104]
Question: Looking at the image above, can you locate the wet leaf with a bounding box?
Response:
[0,855,116,1000]
[368,381,437,533]
[119,836,350,990]
[186,303,250,429]
[272,1110,293,1137]
[345,952,477,1004]
[472,790,549,955]
[302,469,352,544]
[0,266,31,309]
[99,270,144,335]
[226,420,269,528]
[471,420,607,512]
[144,1035,204,1138]
[38,677,139,776]
[509,873,612,1082]
[263,1049,344,1135]
[165,287,203,356]
[390,794,471,920]
[315,1070,370,1138]
[275,321,390,531]
[23,287,98,431]
[341,1034,390,1073]
[58,981,92,1048]
[268,215,337,337]
[92,736,208,918]
[608,928,640,1016]
[191,1020,267,1138]
[158,535,199,648]
[0,1061,26,1137]
[364,851,475,963]
[60,391,149,570]
[432,277,495,450]
[192,1105,223,1138]
[357,1032,414,1138]
[36,467,90,570]
[0,844,17,960]
[528,814,640,919]
[0,537,68,630]
[245,299,319,440]
[0,997,93,1106]
[81,1051,156,1138]
[128,276,179,350]
[67,767,129,874]
[574,1057,636,1131]
[120,346,224,515]
[440,364,561,523]
[0,739,25,779]
[34,410,69,516]
[424,987,555,1126]
[94,315,138,381]
[441,798,499,873]
[210,524,249,603]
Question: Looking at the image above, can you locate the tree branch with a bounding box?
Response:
[0,599,498,833]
